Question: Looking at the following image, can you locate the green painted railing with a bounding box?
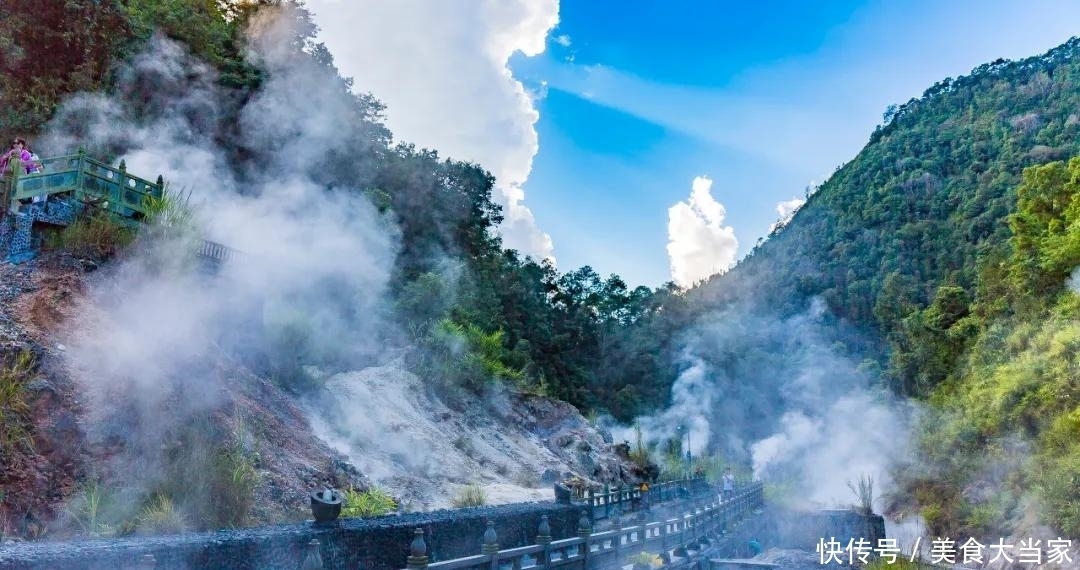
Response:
[2,150,244,267]
[2,149,164,222]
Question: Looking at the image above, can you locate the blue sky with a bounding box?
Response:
[508,0,1080,288]
[306,0,1080,289]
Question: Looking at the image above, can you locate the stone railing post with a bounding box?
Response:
[302,538,323,570]
[407,528,429,570]
[613,521,624,568]
[482,520,498,570]
[7,155,20,212]
[73,147,87,196]
[536,515,552,570]
[578,510,592,568]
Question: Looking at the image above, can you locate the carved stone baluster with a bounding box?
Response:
[482,520,498,570]
[578,509,592,566]
[536,515,552,570]
[407,528,428,570]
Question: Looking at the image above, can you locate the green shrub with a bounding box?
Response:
[45,209,135,260]
[207,443,258,528]
[142,184,195,235]
[626,551,661,568]
[157,418,260,531]
[428,318,525,392]
[341,486,397,518]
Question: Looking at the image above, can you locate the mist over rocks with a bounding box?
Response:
[603,297,915,513]
[309,364,640,511]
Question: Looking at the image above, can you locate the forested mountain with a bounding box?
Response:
[0,0,683,423]
[703,40,1080,393]
[688,39,1080,538]
[7,0,1080,542]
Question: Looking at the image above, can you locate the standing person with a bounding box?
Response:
[1,138,39,175]
[24,143,45,202]
[722,468,735,501]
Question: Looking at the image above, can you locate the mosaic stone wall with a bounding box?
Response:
[1,198,79,262]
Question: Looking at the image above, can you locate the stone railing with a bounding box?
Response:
[1,149,246,266]
[576,477,712,522]
[2,149,164,222]
[0,482,765,570]
[397,482,765,570]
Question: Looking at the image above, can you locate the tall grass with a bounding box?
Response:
[452,483,487,508]
[848,473,875,515]
[137,492,187,534]
[0,350,35,454]
[142,184,195,234]
[65,479,119,538]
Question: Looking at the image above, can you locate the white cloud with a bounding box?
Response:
[770,196,805,233]
[554,34,571,47]
[303,0,558,260]
[666,176,738,288]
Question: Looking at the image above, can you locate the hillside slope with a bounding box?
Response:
[0,251,639,539]
[698,37,1080,394]
[681,38,1080,538]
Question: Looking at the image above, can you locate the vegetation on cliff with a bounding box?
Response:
[7,0,1080,541]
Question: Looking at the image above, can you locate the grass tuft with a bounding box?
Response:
[848,473,875,515]
[341,486,397,518]
[451,483,487,508]
[0,350,36,454]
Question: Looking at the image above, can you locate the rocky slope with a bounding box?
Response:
[0,252,639,540]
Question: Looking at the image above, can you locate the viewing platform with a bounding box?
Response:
[1,149,237,267]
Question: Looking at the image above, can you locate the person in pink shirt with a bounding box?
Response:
[1,138,41,175]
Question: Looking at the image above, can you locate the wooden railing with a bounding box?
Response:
[391,482,765,570]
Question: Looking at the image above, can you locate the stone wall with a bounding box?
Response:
[2,198,78,262]
[0,502,585,570]
[772,509,886,551]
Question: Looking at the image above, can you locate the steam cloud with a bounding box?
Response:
[40,5,400,520]
[615,296,914,512]
[666,176,738,288]
[303,0,559,261]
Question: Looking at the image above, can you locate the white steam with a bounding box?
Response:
[614,298,914,513]
[750,392,912,509]
[303,0,559,260]
[45,8,397,505]
[667,176,738,288]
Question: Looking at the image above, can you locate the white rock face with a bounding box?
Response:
[307,364,635,511]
